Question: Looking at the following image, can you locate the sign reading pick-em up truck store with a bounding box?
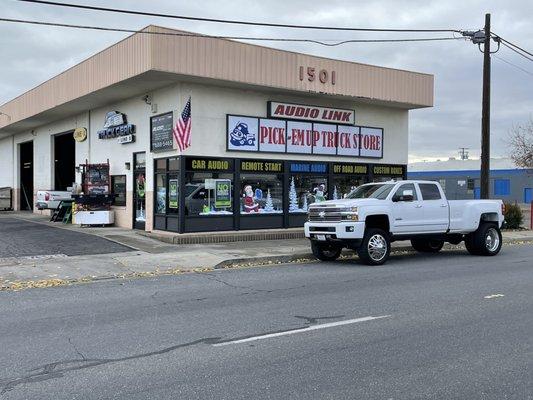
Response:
[226,113,383,158]
[97,111,135,145]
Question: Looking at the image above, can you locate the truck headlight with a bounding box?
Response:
[341,207,358,221]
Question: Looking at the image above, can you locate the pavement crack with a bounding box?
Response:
[195,271,306,295]
[195,271,250,290]
[0,337,222,396]
[294,315,345,325]
[67,337,87,361]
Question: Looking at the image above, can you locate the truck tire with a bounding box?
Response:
[466,222,502,256]
[311,241,342,261]
[357,228,391,265]
[410,238,444,253]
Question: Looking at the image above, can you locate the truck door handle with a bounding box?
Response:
[440,204,448,207]
[415,204,422,208]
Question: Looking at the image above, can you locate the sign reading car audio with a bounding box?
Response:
[226,114,383,158]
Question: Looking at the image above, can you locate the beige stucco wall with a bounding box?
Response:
[0,79,411,228]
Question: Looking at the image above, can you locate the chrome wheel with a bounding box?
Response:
[368,234,387,262]
[485,227,500,252]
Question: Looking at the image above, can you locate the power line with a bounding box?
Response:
[16,0,462,33]
[491,32,533,57]
[493,54,533,77]
[500,42,533,62]
[0,18,466,46]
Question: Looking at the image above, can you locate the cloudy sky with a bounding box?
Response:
[1,0,532,162]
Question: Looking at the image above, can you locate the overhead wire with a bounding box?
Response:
[493,54,533,77]
[0,18,466,46]
[15,0,462,33]
[491,32,533,57]
[500,42,533,62]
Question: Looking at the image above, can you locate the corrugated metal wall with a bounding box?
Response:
[0,25,433,131]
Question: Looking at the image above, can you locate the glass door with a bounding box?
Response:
[133,152,146,230]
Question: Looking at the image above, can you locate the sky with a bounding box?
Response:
[1,0,532,162]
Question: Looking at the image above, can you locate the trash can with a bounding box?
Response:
[0,187,13,211]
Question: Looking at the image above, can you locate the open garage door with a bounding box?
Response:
[54,131,76,190]
[19,141,33,211]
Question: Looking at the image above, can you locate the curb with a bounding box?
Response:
[213,237,533,269]
[213,244,416,269]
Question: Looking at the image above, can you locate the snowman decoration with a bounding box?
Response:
[313,184,327,203]
[243,185,259,213]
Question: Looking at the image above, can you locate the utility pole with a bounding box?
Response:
[458,147,470,160]
[480,13,491,199]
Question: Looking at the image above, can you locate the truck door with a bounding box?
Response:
[417,183,449,232]
[391,183,423,233]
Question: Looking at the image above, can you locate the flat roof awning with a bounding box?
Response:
[0,25,434,136]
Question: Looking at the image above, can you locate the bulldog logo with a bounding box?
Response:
[230,122,255,147]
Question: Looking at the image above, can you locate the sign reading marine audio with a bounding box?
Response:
[227,115,383,158]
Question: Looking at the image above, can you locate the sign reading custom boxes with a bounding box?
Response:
[227,114,383,158]
[97,111,135,144]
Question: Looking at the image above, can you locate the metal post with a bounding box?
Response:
[480,13,491,199]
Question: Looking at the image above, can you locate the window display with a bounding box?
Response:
[185,172,233,216]
[111,175,126,206]
[240,174,283,214]
[289,175,328,213]
[332,176,365,199]
[155,174,166,214]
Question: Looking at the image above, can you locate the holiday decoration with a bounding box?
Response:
[302,194,308,211]
[243,185,259,212]
[314,184,327,202]
[289,177,299,212]
[264,189,274,212]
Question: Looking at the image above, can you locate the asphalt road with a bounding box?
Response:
[0,217,131,257]
[0,245,531,399]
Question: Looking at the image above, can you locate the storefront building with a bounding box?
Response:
[0,25,433,233]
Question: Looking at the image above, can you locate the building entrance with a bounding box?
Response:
[19,141,33,210]
[54,131,76,190]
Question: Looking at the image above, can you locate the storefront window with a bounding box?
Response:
[111,175,126,206]
[185,172,233,216]
[289,175,328,213]
[332,176,365,199]
[135,152,146,170]
[240,174,283,214]
[155,174,166,214]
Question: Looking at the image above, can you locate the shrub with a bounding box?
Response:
[503,203,523,229]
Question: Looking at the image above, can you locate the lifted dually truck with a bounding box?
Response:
[304,180,505,265]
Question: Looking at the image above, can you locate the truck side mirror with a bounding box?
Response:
[392,194,414,202]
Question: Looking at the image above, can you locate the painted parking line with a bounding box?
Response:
[213,315,390,347]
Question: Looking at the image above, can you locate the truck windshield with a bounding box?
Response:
[347,184,395,200]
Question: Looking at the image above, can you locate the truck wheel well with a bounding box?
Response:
[365,215,390,233]
[480,212,499,223]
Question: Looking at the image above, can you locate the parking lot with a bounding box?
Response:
[0,217,131,258]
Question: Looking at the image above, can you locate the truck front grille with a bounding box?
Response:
[308,207,342,222]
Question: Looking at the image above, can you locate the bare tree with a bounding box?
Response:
[508,118,533,168]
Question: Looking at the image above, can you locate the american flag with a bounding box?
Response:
[173,97,192,152]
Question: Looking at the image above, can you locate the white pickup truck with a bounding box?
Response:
[36,190,72,210]
[304,180,505,265]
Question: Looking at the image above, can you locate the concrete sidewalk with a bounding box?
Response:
[1,212,532,290]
